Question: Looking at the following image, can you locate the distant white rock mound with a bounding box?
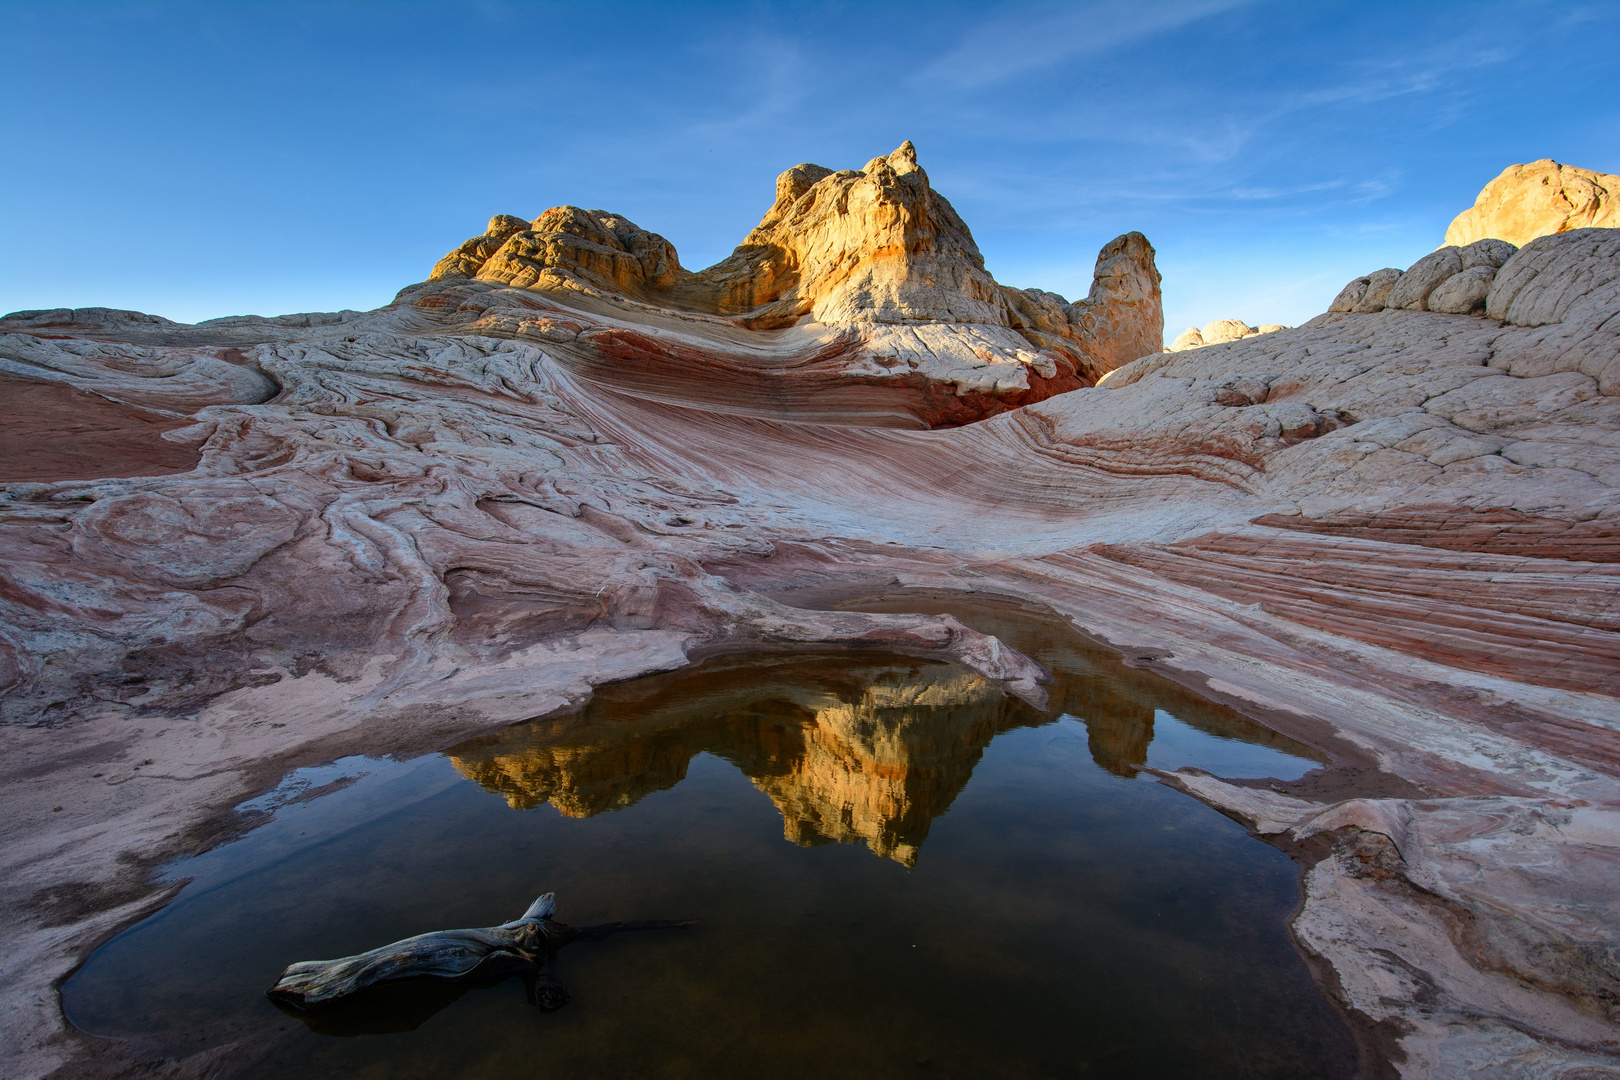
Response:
[1169,319,1290,352]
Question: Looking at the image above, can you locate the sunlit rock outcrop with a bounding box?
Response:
[697,141,1009,327]
[429,142,1163,412]
[438,208,685,296]
[1444,160,1620,247]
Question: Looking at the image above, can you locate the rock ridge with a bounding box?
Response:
[1325,228,1620,346]
[429,141,1163,392]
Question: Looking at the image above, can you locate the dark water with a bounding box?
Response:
[64,602,1358,1078]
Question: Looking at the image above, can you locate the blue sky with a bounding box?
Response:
[3,1,1618,341]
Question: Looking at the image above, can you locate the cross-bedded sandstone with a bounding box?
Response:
[429,142,1163,402]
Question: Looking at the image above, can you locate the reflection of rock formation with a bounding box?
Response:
[451,725,704,818]
[748,667,1011,864]
[831,594,1328,780]
[450,620,1329,861]
[448,655,1034,865]
[1078,705,1156,778]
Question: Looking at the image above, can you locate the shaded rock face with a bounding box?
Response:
[1023,229,1165,376]
[430,142,1163,396]
[1444,160,1620,247]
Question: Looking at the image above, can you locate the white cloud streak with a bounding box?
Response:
[912,0,1250,90]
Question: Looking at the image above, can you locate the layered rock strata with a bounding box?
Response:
[428,142,1164,407]
[2,159,1619,1079]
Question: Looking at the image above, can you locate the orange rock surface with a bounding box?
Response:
[431,142,1163,396]
[1445,160,1620,247]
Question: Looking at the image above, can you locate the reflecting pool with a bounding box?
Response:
[65,603,1357,1078]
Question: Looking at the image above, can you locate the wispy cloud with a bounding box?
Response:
[912,0,1249,90]
[6,0,1616,325]
[1224,172,1401,205]
[675,33,816,140]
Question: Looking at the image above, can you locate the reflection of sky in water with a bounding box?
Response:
[65,637,1350,1079]
[1142,709,1320,780]
[154,754,449,896]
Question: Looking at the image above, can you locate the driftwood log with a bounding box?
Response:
[267,892,688,1012]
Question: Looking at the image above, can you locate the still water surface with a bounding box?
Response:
[65,604,1358,1078]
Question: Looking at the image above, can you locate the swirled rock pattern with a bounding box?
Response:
[430,142,1163,396]
[2,159,1619,1079]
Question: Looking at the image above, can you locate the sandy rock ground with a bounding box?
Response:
[2,226,1619,1078]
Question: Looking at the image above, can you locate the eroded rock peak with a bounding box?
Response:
[429,142,1163,382]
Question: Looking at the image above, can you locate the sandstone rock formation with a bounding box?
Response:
[697,141,1008,327]
[437,208,685,296]
[3,155,1620,1080]
[429,142,1164,398]
[1169,319,1289,351]
[1444,160,1620,247]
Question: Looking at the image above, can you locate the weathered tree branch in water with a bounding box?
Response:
[267,892,567,1009]
[267,893,694,1011]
